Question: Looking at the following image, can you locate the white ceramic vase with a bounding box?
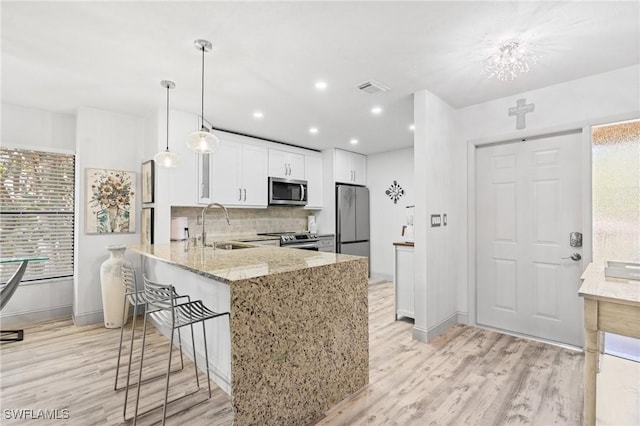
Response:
[100,245,131,328]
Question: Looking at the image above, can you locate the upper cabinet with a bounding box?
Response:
[334,149,367,185]
[208,140,268,208]
[268,149,305,180]
[304,154,323,209]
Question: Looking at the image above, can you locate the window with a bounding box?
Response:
[592,119,640,265]
[0,148,75,282]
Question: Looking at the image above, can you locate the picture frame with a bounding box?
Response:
[141,207,154,245]
[141,160,154,204]
[85,168,136,234]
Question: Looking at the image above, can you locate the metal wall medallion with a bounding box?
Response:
[385,180,404,204]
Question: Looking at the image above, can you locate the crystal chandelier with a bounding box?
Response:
[485,40,537,81]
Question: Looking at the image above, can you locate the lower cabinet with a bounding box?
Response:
[394,243,414,320]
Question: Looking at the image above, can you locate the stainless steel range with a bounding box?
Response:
[258,232,320,250]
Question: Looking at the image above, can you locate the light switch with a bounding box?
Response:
[431,214,441,227]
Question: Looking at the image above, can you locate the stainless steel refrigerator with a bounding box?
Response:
[336,184,369,258]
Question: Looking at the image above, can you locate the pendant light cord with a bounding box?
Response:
[200,45,205,129]
[166,84,170,150]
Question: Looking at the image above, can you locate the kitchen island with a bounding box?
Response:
[128,241,369,425]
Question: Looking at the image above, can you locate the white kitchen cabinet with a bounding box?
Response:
[269,148,305,180]
[210,140,268,208]
[394,243,414,320]
[334,149,367,185]
[304,154,323,209]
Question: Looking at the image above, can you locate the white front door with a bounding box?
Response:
[476,132,584,346]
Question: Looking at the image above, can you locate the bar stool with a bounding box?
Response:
[114,265,190,420]
[133,275,229,425]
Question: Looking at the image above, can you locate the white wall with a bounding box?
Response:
[457,65,640,323]
[367,148,414,281]
[413,90,460,342]
[74,107,145,325]
[0,104,76,325]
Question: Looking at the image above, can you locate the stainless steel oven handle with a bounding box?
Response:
[285,243,319,249]
[300,184,305,202]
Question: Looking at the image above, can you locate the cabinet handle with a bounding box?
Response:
[239,188,242,201]
[243,188,247,201]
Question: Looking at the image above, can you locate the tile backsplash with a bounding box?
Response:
[171,206,319,239]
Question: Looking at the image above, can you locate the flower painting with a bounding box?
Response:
[86,168,136,234]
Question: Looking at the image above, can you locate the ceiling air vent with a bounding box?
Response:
[357,80,390,94]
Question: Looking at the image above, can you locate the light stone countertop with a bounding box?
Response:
[579,262,640,306]
[128,241,364,284]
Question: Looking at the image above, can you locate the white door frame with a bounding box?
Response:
[466,112,639,336]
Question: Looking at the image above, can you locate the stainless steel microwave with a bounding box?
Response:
[268,177,308,206]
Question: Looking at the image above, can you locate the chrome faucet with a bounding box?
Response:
[201,203,231,247]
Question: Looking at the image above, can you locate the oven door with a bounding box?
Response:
[285,243,319,251]
[269,177,308,206]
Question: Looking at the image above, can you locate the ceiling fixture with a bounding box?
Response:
[315,81,328,90]
[253,111,264,119]
[186,39,220,154]
[309,127,318,134]
[358,80,389,94]
[154,80,180,168]
[485,39,537,81]
[350,138,359,145]
[371,106,383,115]
[409,124,415,131]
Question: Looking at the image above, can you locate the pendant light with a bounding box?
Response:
[154,80,180,168]
[186,39,220,154]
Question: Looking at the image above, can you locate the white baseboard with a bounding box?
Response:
[369,273,392,284]
[412,312,458,343]
[457,311,469,325]
[72,309,104,327]
[0,305,73,327]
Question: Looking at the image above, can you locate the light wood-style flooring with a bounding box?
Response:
[0,282,585,425]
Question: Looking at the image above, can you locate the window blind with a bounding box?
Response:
[0,148,75,282]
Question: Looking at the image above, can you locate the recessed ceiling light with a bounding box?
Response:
[315,81,327,90]
[309,127,319,134]
[371,106,383,115]
[253,111,263,119]
[350,138,359,145]
[409,124,415,131]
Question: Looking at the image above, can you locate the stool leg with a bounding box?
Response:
[161,321,176,426]
[123,302,139,419]
[114,294,130,390]
[132,307,149,425]
[202,320,212,398]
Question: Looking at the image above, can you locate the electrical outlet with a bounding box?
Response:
[443,214,447,226]
[431,214,441,227]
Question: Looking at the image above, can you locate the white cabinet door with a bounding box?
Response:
[394,245,414,319]
[334,149,367,184]
[211,141,242,205]
[269,149,305,180]
[241,144,268,207]
[304,154,323,209]
[334,149,352,183]
[351,152,367,185]
[287,153,305,180]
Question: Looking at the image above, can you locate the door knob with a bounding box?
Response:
[561,253,582,261]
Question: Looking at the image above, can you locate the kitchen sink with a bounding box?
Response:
[214,242,252,250]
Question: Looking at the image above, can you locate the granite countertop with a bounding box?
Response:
[128,241,363,284]
[579,262,640,305]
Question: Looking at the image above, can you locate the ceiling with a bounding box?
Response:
[2,1,638,155]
